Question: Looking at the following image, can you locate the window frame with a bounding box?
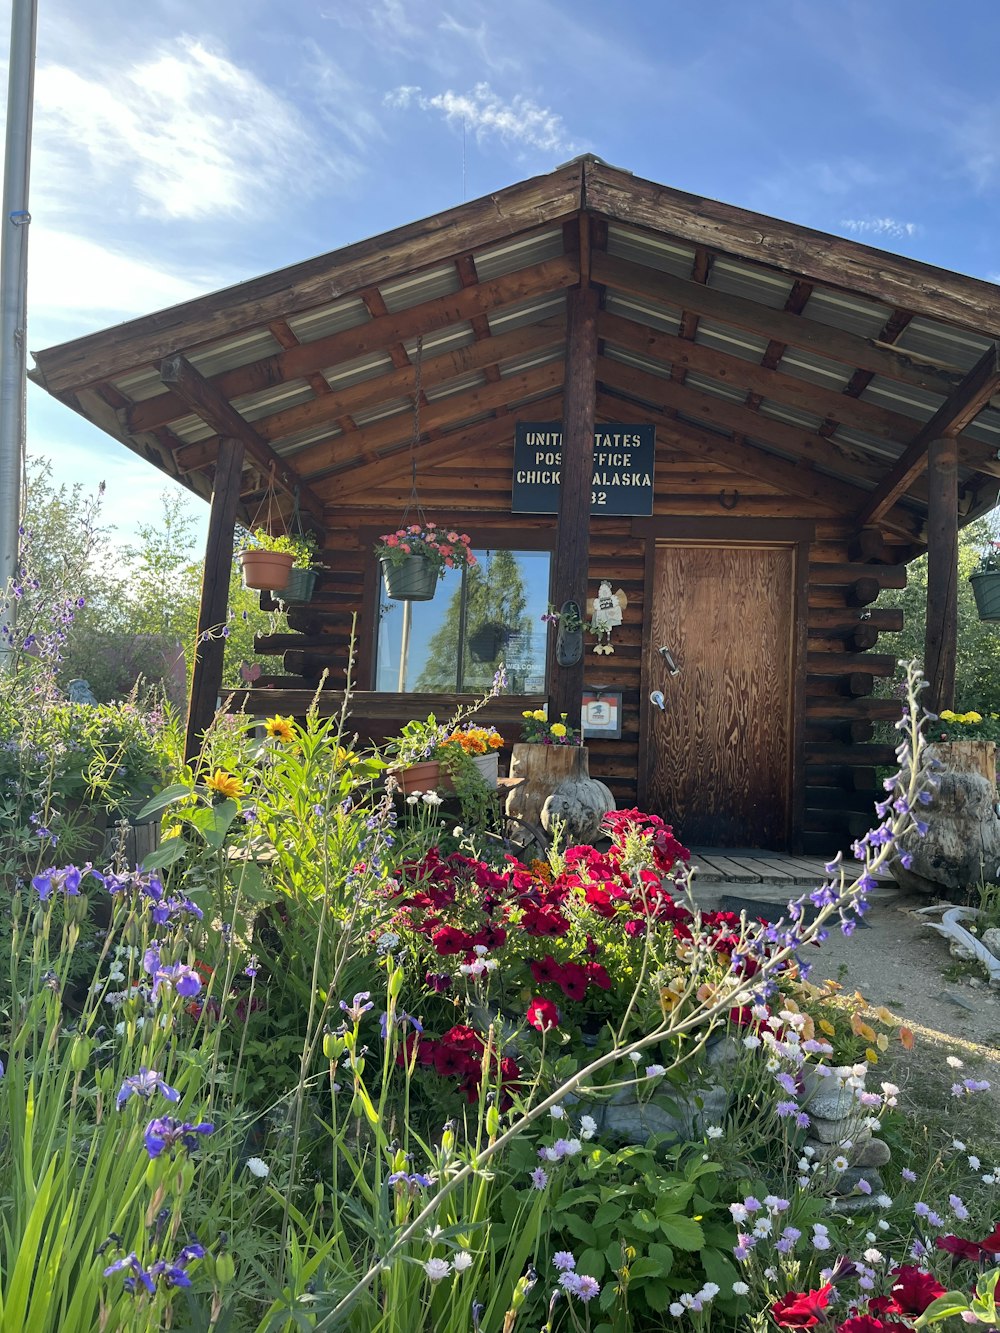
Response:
[362,524,555,696]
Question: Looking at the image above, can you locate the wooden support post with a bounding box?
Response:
[924,435,958,715]
[185,439,245,763]
[548,285,598,730]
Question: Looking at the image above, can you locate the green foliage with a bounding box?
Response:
[880,516,1000,712]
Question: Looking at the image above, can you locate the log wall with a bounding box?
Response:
[243,442,910,854]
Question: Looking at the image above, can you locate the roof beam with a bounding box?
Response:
[313,393,564,503]
[32,165,584,393]
[592,251,961,397]
[289,360,565,481]
[126,255,578,436]
[584,161,1000,338]
[597,354,887,489]
[251,318,564,446]
[160,353,327,527]
[855,342,1000,527]
[598,390,864,516]
[597,310,919,445]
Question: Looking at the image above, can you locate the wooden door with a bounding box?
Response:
[644,543,795,847]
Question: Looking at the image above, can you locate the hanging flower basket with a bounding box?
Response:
[240,549,293,592]
[380,555,438,602]
[280,567,318,604]
[970,570,1000,622]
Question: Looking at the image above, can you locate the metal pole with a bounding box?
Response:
[0,0,38,662]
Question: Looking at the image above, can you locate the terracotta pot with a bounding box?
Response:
[391,761,454,795]
[240,549,293,591]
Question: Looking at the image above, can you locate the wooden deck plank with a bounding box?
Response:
[690,853,761,883]
[725,855,796,882]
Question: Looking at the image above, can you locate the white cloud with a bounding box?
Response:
[29,230,217,330]
[840,217,920,239]
[34,36,343,222]
[385,80,573,154]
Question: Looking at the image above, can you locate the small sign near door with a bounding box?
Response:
[512,423,655,516]
[582,688,623,739]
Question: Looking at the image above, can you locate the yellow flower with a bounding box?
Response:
[531,709,547,722]
[550,722,567,738]
[965,711,983,724]
[940,709,958,722]
[335,746,358,768]
[205,769,243,799]
[522,710,534,719]
[264,714,295,742]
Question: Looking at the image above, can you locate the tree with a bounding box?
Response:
[415,549,533,691]
[879,515,1000,711]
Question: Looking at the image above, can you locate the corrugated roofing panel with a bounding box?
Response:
[683,370,747,405]
[286,295,370,344]
[694,320,769,363]
[473,228,565,281]
[603,343,671,381]
[351,396,411,428]
[606,223,697,277]
[799,289,892,338]
[232,381,315,423]
[827,423,904,464]
[379,263,461,313]
[755,398,826,432]
[858,375,944,424]
[401,325,477,359]
[324,351,395,390]
[424,370,488,401]
[707,257,793,310]
[776,347,855,392]
[188,329,283,377]
[113,368,167,402]
[603,290,682,335]
[274,422,344,458]
[488,292,565,335]
[893,318,992,374]
[964,405,1000,449]
[168,416,213,444]
[499,346,564,377]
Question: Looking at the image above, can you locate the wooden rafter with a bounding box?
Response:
[584,160,1000,338]
[597,355,888,490]
[856,342,1000,527]
[670,246,711,386]
[591,252,961,397]
[455,253,503,403]
[126,255,578,436]
[160,353,327,527]
[817,307,913,438]
[596,310,919,445]
[286,360,566,481]
[248,319,564,449]
[311,393,564,503]
[32,167,584,393]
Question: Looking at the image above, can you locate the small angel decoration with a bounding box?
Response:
[587,581,627,654]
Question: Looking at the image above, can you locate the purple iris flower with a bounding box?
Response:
[339,992,374,1022]
[31,865,85,901]
[103,1252,156,1296]
[143,947,202,1002]
[148,1243,206,1288]
[144,1117,214,1159]
[116,1068,180,1111]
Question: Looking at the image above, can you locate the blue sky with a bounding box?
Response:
[11,0,1000,542]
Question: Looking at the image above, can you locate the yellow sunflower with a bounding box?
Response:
[264,714,295,743]
[205,769,243,799]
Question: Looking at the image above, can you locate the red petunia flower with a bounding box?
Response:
[977,1223,1000,1253]
[771,1284,834,1328]
[935,1234,983,1262]
[836,1317,913,1333]
[556,961,589,1002]
[529,954,565,986]
[585,962,612,991]
[431,925,476,955]
[886,1264,947,1315]
[526,997,559,1032]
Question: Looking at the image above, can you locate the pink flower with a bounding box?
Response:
[447,531,459,542]
[467,554,478,566]
[409,525,421,534]
[526,997,559,1032]
[386,534,399,546]
[401,543,411,553]
[459,534,470,544]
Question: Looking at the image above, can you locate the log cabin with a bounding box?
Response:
[30,156,1000,854]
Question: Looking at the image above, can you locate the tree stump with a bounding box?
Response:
[505,744,590,831]
[893,741,1000,896]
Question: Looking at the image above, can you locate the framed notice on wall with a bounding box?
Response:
[582,688,623,740]
[512,423,654,516]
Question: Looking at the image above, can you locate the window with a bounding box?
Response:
[375,548,551,693]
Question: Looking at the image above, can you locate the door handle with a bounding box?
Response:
[658,645,681,676]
